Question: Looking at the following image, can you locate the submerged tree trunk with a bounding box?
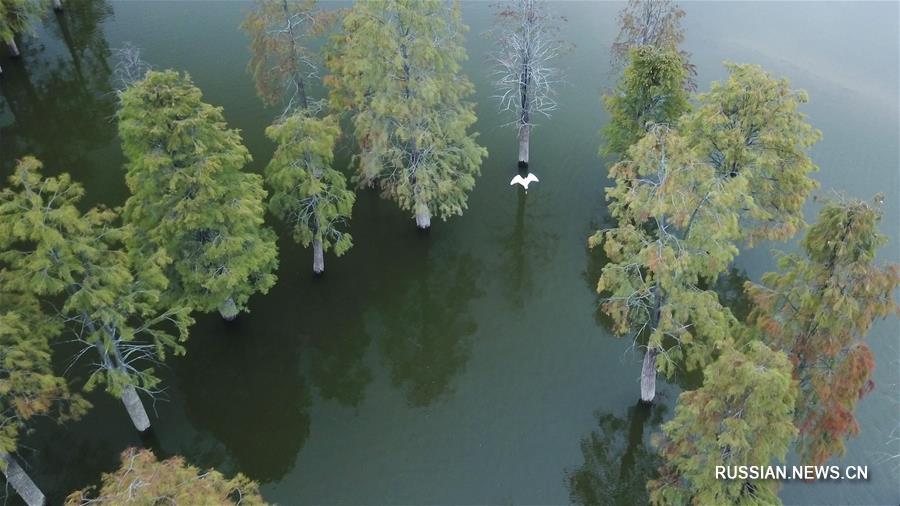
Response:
[312,238,324,275]
[414,197,431,230]
[120,384,151,432]
[517,124,530,169]
[1,453,45,506]
[415,210,431,230]
[218,297,239,321]
[640,346,659,404]
[7,39,20,58]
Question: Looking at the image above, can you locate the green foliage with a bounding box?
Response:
[0,157,192,399]
[746,196,900,465]
[325,0,487,225]
[66,448,268,505]
[0,286,88,459]
[118,70,279,317]
[648,342,797,505]
[0,0,46,44]
[591,126,746,377]
[680,63,821,244]
[602,45,690,160]
[611,0,695,90]
[266,110,354,255]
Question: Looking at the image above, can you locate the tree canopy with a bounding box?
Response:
[601,44,690,160]
[611,0,695,90]
[680,63,820,244]
[746,196,900,465]
[244,0,355,274]
[242,0,334,114]
[591,125,747,401]
[0,157,192,432]
[66,448,267,505]
[0,287,87,459]
[118,70,279,319]
[325,0,487,228]
[265,111,354,267]
[648,342,797,505]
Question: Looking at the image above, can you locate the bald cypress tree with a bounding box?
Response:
[0,286,88,506]
[591,125,747,403]
[118,70,279,320]
[490,0,565,168]
[66,448,267,505]
[648,342,797,505]
[0,157,191,433]
[265,113,354,274]
[746,196,900,466]
[601,44,690,161]
[680,63,820,244]
[325,0,487,230]
[243,0,355,274]
[610,0,695,90]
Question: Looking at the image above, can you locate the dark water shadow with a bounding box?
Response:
[371,247,484,408]
[175,314,312,484]
[565,401,667,506]
[0,0,117,196]
[495,183,559,311]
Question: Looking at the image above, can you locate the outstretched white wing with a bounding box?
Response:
[510,174,525,186]
[526,173,539,184]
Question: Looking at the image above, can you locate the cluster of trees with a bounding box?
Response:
[1,0,896,504]
[590,1,899,504]
[0,0,559,503]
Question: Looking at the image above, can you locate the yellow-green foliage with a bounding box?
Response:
[66,448,267,505]
[680,63,820,244]
[592,126,747,376]
[266,110,354,255]
[325,0,487,223]
[0,157,191,399]
[602,45,690,160]
[648,342,797,505]
[0,0,46,45]
[0,287,88,459]
[118,70,279,316]
[746,196,900,465]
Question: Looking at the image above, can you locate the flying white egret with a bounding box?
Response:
[510,173,539,192]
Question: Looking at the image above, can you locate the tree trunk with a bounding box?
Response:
[218,297,238,321]
[640,347,660,404]
[120,384,151,432]
[52,0,62,10]
[7,39,20,58]
[312,238,324,275]
[517,124,530,169]
[415,211,431,230]
[1,453,45,506]
[414,200,431,230]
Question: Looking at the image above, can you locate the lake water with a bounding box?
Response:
[1,2,898,504]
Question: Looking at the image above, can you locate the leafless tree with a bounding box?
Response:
[490,0,565,169]
[112,42,150,93]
